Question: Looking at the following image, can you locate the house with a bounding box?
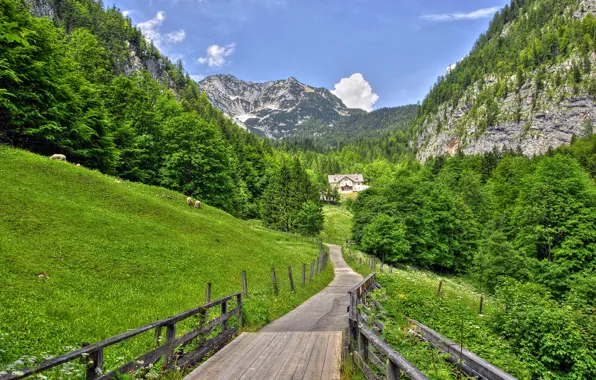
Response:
[328,174,369,194]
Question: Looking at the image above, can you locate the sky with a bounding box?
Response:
[110,0,510,110]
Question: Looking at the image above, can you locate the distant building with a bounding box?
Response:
[328,174,369,195]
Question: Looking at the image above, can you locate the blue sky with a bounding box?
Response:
[111,0,510,110]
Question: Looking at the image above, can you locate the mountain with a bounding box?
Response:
[198,74,353,139]
[415,0,596,161]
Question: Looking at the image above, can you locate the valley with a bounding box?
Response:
[1,0,596,378]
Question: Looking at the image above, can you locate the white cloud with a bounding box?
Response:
[122,10,135,17]
[446,63,457,74]
[420,7,500,22]
[190,74,206,82]
[198,44,236,68]
[331,73,379,112]
[136,11,185,50]
[165,30,186,43]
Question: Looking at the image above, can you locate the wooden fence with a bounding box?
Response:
[0,293,242,380]
[408,319,516,380]
[347,274,430,380]
[346,267,516,380]
[1,243,331,380]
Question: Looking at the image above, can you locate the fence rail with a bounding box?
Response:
[347,273,430,380]
[0,293,243,380]
[408,319,516,380]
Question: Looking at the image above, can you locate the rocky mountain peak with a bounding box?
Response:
[198,74,350,139]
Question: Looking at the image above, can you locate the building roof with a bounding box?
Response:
[328,174,364,183]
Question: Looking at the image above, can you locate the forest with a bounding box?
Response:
[348,139,596,378]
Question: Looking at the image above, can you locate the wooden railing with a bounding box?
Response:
[347,274,430,380]
[408,319,516,380]
[0,292,243,380]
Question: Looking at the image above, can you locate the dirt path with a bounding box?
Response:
[260,244,362,332]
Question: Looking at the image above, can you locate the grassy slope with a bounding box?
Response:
[0,147,333,371]
[321,205,353,245]
[344,248,532,379]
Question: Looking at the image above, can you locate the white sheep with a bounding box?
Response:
[186,197,194,207]
[194,200,201,209]
[49,154,66,161]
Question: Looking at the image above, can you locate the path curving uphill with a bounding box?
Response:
[260,244,363,332]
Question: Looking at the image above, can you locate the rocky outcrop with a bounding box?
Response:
[573,0,596,19]
[25,0,55,18]
[198,75,351,139]
[416,59,596,161]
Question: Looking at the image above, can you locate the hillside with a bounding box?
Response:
[416,0,596,161]
[0,147,333,372]
[288,105,419,146]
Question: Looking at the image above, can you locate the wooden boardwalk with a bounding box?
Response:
[184,331,342,380]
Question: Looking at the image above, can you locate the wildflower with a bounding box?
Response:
[13,360,24,366]
[94,368,103,376]
[12,371,25,377]
[135,360,144,365]
[147,363,153,369]
[0,371,7,376]
[36,375,48,380]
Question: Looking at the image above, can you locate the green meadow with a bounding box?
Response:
[321,205,353,245]
[0,147,333,374]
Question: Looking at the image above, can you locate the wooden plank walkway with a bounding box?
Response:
[184,332,342,380]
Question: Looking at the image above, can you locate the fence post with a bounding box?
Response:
[479,295,484,314]
[205,282,212,320]
[82,343,103,380]
[302,264,306,287]
[288,266,295,291]
[358,329,369,363]
[272,267,278,294]
[242,270,248,298]
[316,257,320,274]
[437,280,443,296]
[236,293,243,328]
[164,323,176,366]
[154,326,162,347]
[206,282,212,303]
[221,299,228,331]
[310,260,315,281]
[380,262,384,272]
[386,359,400,380]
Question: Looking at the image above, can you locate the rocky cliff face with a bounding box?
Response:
[417,58,596,162]
[26,0,55,18]
[198,75,352,138]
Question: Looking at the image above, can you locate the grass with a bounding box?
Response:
[0,146,333,376]
[344,248,533,379]
[321,205,353,246]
